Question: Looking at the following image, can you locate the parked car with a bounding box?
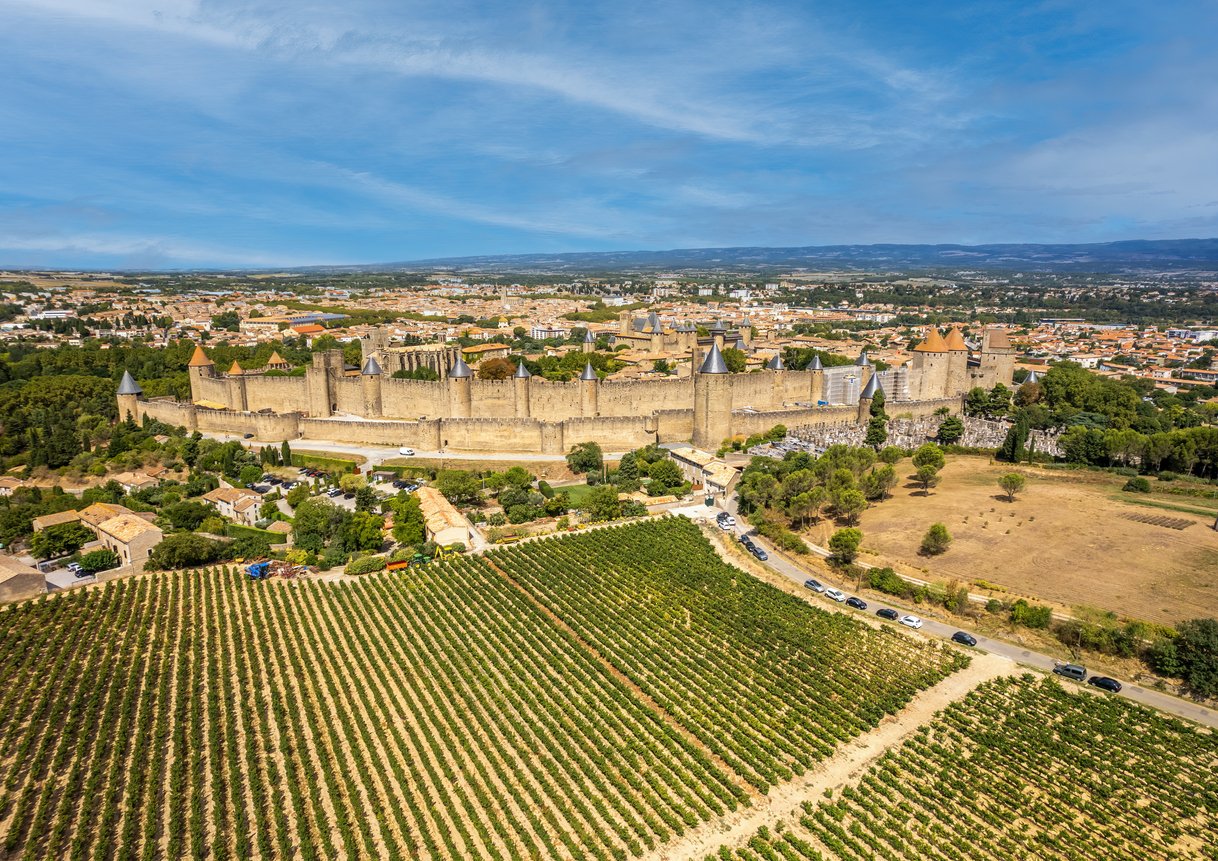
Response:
[66,562,82,573]
[951,631,978,647]
[398,447,415,456]
[74,569,93,579]
[824,588,846,602]
[1087,676,1122,693]
[1053,663,1087,682]
[845,596,867,610]
[242,433,254,439]
[750,546,768,561]
[737,533,751,545]
[803,578,824,593]
[899,615,924,629]
[876,608,899,621]
[718,519,734,531]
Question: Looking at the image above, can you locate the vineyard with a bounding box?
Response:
[489,518,968,791]
[707,676,1218,861]
[0,517,973,860]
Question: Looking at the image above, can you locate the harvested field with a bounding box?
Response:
[821,456,1218,624]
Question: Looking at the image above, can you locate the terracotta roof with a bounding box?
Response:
[913,329,949,352]
[228,360,244,376]
[944,328,967,351]
[188,345,213,367]
[266,350,288,365]
[96,513,162,543]
[79,502,132,528]
[985,328,1012,350]
[292,324,326,335]
[32,510,82,531]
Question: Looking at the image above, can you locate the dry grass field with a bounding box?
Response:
[809,456,1218,625]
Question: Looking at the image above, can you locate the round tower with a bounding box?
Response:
[944,327,969,396]
[513,362,532,418]
[858,373,882,424]
[855,350,873,393]
[767,353,786,408]
[808,353,825,405]
[227,361,248,412]
[116,370,142,423]
[582,329,595,354]
[693,343,732,450]
[911,328,950,399]
[579,362,599,417]
[361,356,383,417]
[447,356,473,418]
[187,344,214,402]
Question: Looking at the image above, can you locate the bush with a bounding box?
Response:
[79,548,119,574]
[867,566,909,597]
[828,527,862,564]
[346,555,387,575]
[1158,471,1178,482]
[1009,598,1052,629]
[920,523,952,555]
[1114,466,1138,477]
[146,533,232,571]
[1123,477,1152,493]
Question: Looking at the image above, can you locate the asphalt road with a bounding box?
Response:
[706,510,1217,729]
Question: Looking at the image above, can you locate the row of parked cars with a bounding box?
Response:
[716,512,770,561]
[802,578,932,630]
[1052,662,1123,692]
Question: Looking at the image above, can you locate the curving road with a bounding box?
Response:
[698,506,1217,729]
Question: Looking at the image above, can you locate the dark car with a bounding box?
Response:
[738,534,753,546]
[845,596,867,610]
[343,492,355,500]
[803,578,824,593]
[876,608,899,621]
[74,569,93,579]
[1088,676,1122,693]
[242,433,254,439]
[951,631,977,647]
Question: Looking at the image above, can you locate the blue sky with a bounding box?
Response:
[1,0,1215,268]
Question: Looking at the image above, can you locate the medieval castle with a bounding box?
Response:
[119,318,1015,455]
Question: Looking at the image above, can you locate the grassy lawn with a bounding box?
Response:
[555,483,598,506]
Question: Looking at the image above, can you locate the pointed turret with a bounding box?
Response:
[448,356,473,378]
[944,327,967,351]
[188,345,213,367]
[914,329,949,352]
[860,373,882,400]
[266,349,288,367]
[1025,370,1041,385]
[646,311,662,333]
[699,343,729,374]
[361,356,382,375]
[117,370,142,396]
[766,354,785,371]
[514,361,532,379]
[855,350,871,367]
[228,361,244,376]
[583,329,595,344]
[808,354,823,371]
[579,362,598,381]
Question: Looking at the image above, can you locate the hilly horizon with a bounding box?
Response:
[318,237,1218,275]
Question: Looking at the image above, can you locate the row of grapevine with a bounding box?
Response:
[488,517,968,790]
[709,675,1218,861]
[0,547,754,860]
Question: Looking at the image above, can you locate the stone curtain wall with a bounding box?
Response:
[242,375,309,413]
[791,414,1063,456]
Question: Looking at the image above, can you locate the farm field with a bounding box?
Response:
[815,456,1218,624]
[0,518,966,860]
[708,675,1218,861]
[490,518,968,791]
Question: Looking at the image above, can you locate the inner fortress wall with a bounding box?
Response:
[333,377,363,415]
[300,418,441,449]
[469,379,517,417]
[437,417,546,453]
[731,405,858,437]
[381,378,445,418]
[192,375,231,406]
[595,378,682,416]
[243,375,309,414]
[527,379,584,420]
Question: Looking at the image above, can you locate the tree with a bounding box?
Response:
[436,470,482,506]
[911,443,945,472]
[914,465,941,494]
[920,522,951,555]
[833,488,867,524]
[964,387,990,417]
[389,493,425,545]
[280,439,292,465]
[864,416,888,448]
[936,416,965,445]
[291,497,349,553]
[828,527,862,564]
[340,511,385,552]
[652,359,671,374]
[146,532,230,570]
[211,310,240,331]
[339,473,365,493]
[786,486,827,526]
[861,465,897,501]
[997,418,1030,463]
[238,465,263,487]
[355,485,378,512]
[997,472,1026,502]
[722,348,747,373]
[161,500,215,531]
[584,484,621,521]
[78,548,119,574]
[476,357,515,380]
[646,458,683,491]
[566,441,604,475]
[30,522,95,560]
[1171,619,1218,699]
[878,446,904,465]
[285,484,311,509]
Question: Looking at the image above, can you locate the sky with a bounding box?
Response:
[1,0,1216,269]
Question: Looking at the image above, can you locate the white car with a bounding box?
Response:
[899,615,924,629]
[718,519,734,531]
[824,588,846,602]
[398,447,415,456]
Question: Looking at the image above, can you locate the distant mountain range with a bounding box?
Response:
[335,238,1218,274]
